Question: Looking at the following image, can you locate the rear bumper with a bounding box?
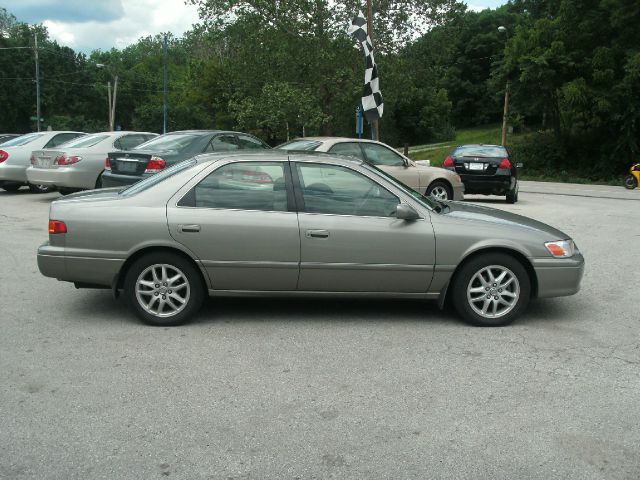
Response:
[532,253,585,298]
[26,166,95,189]
[460,174,516,194]
[0,163,28,183]
[37,242,122,287]
[101,171,146,188]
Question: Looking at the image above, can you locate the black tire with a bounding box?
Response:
[451,253,531,327]
[124,252,205,326]
[1,183,21,192]
[95,172,104,189]
[28,183,54,194]
[506,188,518,204]
[426,180,452,200]
[59,188,75,196]
[624,174,638,190]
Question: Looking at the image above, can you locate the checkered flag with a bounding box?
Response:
[348,11,383,122]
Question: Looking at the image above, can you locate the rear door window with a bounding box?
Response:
[328,142,365,160]
[179,162,288,212]
[360,143,405,166]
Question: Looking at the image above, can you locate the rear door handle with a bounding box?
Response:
[306,229,329,238]
[179,224,201,233]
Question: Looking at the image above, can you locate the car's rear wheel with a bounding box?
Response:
[28,183,54,194]
[1,183,21,192]
[506,187,518,203]
[124,252,205,326]
[426,181,452,200]
[451,253,530,327]
[95,173,104,189]
[624,174,638,190]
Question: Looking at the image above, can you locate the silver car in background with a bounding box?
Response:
[0,131,86,192]
[37,152,584,327]
[26,131,157,194]
[277,137,465,201]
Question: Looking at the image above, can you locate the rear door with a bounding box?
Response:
[166,158,300,291]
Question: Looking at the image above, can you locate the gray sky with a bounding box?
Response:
[4,0,506,52]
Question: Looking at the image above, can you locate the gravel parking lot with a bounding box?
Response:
[1,182,639,479]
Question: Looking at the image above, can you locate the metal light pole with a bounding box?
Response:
[34,32,41,132]
[97,63,118,131]
[163,34,168,134]
[366,0,379,141]
[498,26,510,147]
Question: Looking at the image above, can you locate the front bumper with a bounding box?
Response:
[26,166,93,189]
[0,163,28,183]
[532,253,585,298]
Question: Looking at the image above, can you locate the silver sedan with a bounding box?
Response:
[37,152,584,327]
[26,131,157,193]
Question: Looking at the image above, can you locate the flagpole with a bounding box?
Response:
[366,0,379,140]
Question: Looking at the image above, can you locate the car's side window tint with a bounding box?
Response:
[237,134,267,150]
[296,163,399,217]
[180,162,288,212]
[44,133,83,148]
[207,135,239,152]
[361,143,405,167]
[328,142,365,160]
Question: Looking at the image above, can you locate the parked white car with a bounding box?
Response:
[26,131,157,194]
[0,131,85,193]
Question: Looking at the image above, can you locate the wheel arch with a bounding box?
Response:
[113,245,210,295]
[438,246,538,309]
[425,177,453,197]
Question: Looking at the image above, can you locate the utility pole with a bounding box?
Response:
[34,32,41,132]
[163,34,168,134]
[107,81,113,131]
[111,75,118,131]
[501,80,510,147]
[366,0,379,141]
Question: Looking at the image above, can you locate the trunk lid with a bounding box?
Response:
[107,150,155,175]
[31,149,65,169]
[453,155,504,176]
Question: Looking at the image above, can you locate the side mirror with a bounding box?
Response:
[396,204,419,221]
[516,162,523,169]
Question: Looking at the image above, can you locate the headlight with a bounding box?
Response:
[545,240,576,258]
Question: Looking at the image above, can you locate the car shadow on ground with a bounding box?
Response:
[67,289,572,328]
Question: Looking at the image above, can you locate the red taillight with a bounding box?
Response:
[443,155,454,168]
[499,158,513,169]
[48,220,67,234]
[30,154,37,165]
[55,155,81,166]
[0,150,8,163]
[105,158,111,170]
[145,157,166,173]
[240,170,273,184]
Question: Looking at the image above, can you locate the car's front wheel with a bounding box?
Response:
[624,174,638,190]
[124,252,205,326]
[451,253,530,327]
[426,181,452,200]
[1,183,21,192]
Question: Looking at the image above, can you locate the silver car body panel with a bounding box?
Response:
[37,152,584,304]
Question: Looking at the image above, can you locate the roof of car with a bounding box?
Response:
[166,130,256,135]
[195,150,363,166]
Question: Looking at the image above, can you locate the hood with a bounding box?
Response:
[441,201,569,240]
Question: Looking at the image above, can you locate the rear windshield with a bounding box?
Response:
[276,140,322,151]
[119,159,198,196]
[1,133,45,147]
[58,134,110,149]
[133,133,201,151]
[453,145,507,158]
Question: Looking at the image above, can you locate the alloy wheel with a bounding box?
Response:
[430,185,449,200]
[466,265,520,319]
[135,264,191,318]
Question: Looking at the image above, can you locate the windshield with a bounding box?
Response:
[361,162,440,210]
[58,134,110,149]
[119,159,198,196]
[276,139,322,151]
[453,145,507,158]
[133,133,201,151]
[1,133,45,147]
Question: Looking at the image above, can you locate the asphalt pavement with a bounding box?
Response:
[1,182,639,479]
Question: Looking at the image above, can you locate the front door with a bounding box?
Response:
[167,160,300,291]
[293,162,435,293]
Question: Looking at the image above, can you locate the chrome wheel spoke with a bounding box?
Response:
[467,264,520,319]
[136,263,191,318]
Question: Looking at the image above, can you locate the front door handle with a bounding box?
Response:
[179,224,201,233]
[306,229,329,238]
